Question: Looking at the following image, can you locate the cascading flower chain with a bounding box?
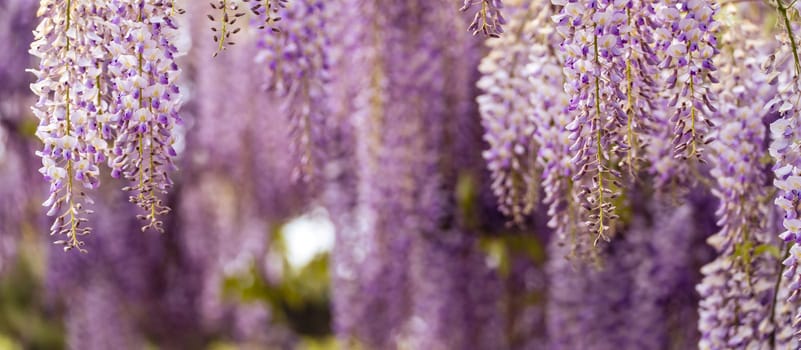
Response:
[254,0,329,184]
[460,0,506,37]
[655,0,718,163]
[767,0,801,342]
[106,0,182,233]
[30,0,110,252]
[29,0,184,250]
[477,4,541,225]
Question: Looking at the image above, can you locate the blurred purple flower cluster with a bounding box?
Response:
[4,0,801,348]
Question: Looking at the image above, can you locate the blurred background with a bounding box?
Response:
[0,0,717,349]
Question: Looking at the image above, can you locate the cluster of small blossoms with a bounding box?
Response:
[105,1,182,233]
[696,10,785,349]
[768,1,801,341]
[254,0,329,184]
[325,0,382,341]
[553,0,631,244]
[207,0,247,57]
[707,14,774,253]
[641,96,701,191]
[29,0,184,250]
[655,0,718,163]
[523,4,578,246]
[30,0,112,251]
[615,0,663,174]
[249,0,287,32]
[334,0,459,345]
[477,3,540,225]
[697,251,777,349]
[460,0,505,37]
[775,271,801,348]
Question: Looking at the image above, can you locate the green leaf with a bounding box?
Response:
[754,243,782,260]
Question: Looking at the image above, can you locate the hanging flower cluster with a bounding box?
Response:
[475,0,722,256]
[477,4,540,225]
[767,0,801,343]
[21,0,801,347]
[695,12,781,348]
[30,0,183,251]
[476,0,801,347]
[460,0,506,37]
[657,0,719,164]
[553,0,631,245]
[253,0,329,184]
[523,8,576,248]
[207,0,247,57]
[249,0,287,32]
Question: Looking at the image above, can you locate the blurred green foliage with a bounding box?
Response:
[0,246,64,349]
[224,224,332,340]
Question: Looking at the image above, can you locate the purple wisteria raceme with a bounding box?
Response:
[557,0,690,247]
[768,1,801,342]
[313,0,362,336]
[29,0,184,249]
[697,10,784,349]
[207,0,244,57]
[324,0,399,344]
[553,0,629,245]
[348,1,448,342]
[615,0,663,174]
[254,0,329,185]
[655,0,719,163]
[707,14,774,254]
[632,203,705,348]
[460,0,505,37]
[105,0,183,233]
[546,227,646,350]
[775,267,801,349]
[30,0,110,251]
[327,0,484,346]
[187,0,308,219]
[182,6,310,336]
[478,2,540,225]
[523,1,582,251]
[249,0,287,32]
[696,251,777,349]
[0,0,37,273]
[45,185,170,348]
[644,97,688,188]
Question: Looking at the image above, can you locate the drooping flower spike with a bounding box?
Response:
[460,0,506,37]
[553,0,631,244]
[477,2,541,225]
[523,2,579,249]
[254,0,329,184]
[655,0,719,164]
[105,0,183,233]
[30,0,111,252]
[207,0,248,57]
[696,8,781,348]
[30,0,185,250]
[767,0,801,342]
[249,0,287,32]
